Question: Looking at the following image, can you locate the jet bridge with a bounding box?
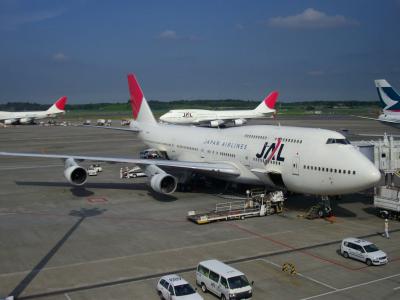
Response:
[354,134,400,220]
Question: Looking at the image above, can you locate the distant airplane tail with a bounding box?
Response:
[254,91,278,114]
[46,96,67,114]
[127,74,157,126]
[375,79,400,112]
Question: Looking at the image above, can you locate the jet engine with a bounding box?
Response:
[64,158,87,186]
[145,164,177,194]
[150,173,177,194]
[233,119,247,126]
[4,119,17,125]
[210,120,224,127]
[19,118,32,124]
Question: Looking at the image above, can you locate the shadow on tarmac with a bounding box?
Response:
[15,181,148,192]
[8,207,106,299]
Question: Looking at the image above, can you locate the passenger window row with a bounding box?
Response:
[244,134,302,144]
[253,157,281,165]
[177,144,198,151]
[304,165,356,175]
[220,152,235,158]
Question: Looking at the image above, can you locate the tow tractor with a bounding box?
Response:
[87,164,102,176]
[187,190,285,224]
[120,166,147,179]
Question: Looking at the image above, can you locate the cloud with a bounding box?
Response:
[307,70,325,76]
[157,29,200,41]
[0,8,66,30]
[235,23,245,31]
[52,52,68,62]
[158,29,179,40]
[268,8,358,29]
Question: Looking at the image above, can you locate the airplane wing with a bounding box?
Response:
[0,152,240,176]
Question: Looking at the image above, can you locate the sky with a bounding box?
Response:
[0,0,399,103]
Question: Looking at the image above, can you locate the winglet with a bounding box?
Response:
[264,91,278,109]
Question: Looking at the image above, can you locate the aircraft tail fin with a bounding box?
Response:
[127,74,157,126]
[46,96,67,114]
[254,91,278,114]
[375,79,400,111]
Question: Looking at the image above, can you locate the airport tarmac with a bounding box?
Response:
[0,116,400,300]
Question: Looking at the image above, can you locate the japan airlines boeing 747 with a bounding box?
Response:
[0,74,380,196]
[159,92,278,127]
[0,96,67,125]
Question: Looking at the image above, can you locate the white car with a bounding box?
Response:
[157,274,203,300]
[340,238,388,266]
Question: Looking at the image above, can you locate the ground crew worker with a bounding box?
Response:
[384,218,390,239]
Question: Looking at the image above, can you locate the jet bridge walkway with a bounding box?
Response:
[187,191,285,224]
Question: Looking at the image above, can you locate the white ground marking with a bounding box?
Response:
[300,273,400,300]
[258,259,337,291]
[394,286,400,291]
[0,230,293,278]
[64,293,72,300]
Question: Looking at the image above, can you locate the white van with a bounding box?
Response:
[340,237,388,266]
[196,260,253,300]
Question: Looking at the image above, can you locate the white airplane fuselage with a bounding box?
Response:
[0,111,56,121]
[378,112,400,128]
[160,109,270,124]
[139,123,380,196]
[0,96,67,124]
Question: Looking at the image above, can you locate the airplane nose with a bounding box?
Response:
[368,167,381,185]
[363,165,381,187]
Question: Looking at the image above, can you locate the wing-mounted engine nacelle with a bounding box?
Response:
[64,158,87,186]
[210,120,224,127]
[233,118,247,126]
[19,118,33,124]
[145,164,177,194]
[4,119,17,125]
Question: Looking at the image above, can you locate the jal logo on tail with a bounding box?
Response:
[256,138,285,163]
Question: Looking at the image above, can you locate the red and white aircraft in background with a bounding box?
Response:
[0,96,67,125]
[159,92,278,127]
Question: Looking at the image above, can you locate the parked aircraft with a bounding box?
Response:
[0,74,380,197]
[354,80,400,128]
[0,96,67,125]
[159,92,278,127]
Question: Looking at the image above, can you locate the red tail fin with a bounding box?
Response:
[55,96,67,110]
[126,73,156,124]
[264,91,278,109]
[127,74,144,119]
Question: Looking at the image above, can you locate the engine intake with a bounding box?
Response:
[64,158,87,186]
[233,118,247,126]
[19,118,32,124]
[150,173,177,194]
[210,120,224,127]
[4,119,17,125]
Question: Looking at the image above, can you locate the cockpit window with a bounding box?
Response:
[326,138,350,145]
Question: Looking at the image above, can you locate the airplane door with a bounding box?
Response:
[292,156,300,175]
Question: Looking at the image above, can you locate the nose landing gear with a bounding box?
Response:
[306,196,333,219]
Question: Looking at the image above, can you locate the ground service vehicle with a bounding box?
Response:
[196,260,253,299]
